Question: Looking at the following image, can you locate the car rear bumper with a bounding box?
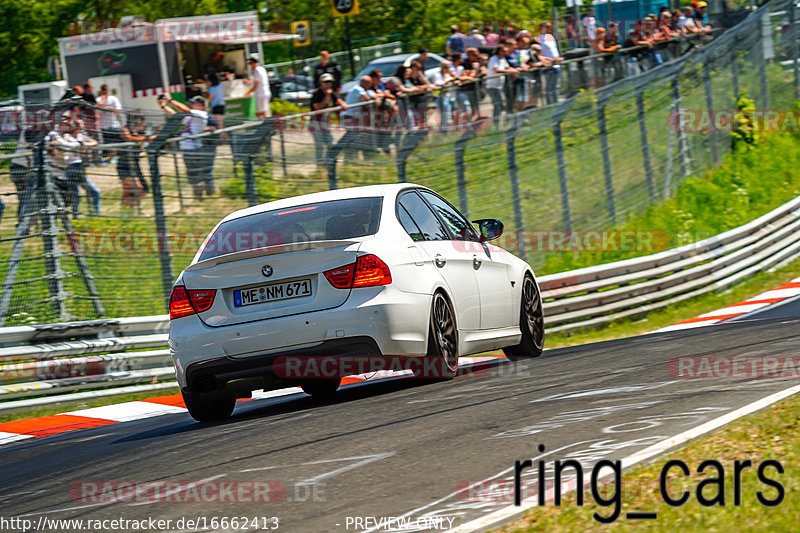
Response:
[170,286,431,389]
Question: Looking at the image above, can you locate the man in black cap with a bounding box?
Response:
[313,50,343,91]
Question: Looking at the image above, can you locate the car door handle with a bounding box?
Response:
[434,254,446,268]
[473,255,482,269]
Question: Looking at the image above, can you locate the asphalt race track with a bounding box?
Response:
[1,311,799,532]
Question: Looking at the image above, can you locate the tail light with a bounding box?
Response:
[324,254,392,289]
[170,286,216,319]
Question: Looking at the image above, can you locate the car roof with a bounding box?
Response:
[363,52,446,64]
[220,183,426,223]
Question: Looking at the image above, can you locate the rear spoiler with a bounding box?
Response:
[185,240,362,271]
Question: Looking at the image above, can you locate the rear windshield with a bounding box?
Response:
[198,197,383,261]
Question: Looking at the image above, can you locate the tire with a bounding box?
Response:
[182,390,236,422]
[425,291,459,379]
[301,378,341,399]
[503,274,545,360]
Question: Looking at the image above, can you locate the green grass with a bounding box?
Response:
[490,387,800,532]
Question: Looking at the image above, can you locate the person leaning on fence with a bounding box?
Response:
[369,69,397,153]
[486,45,518,125]
[118,114,156,214]
[450,53,473,118]
[342,76,384,159]
[386,65,417,131]
[159,95,218,200]
[429,60,457,130]
[9,131,35,219]
[408,61,435,127]
[59,119,100,218]
[590,28,621,89]
[310,72,347,169]
[538,22,563,106]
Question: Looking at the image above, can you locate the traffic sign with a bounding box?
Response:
[291,20,311,47]
[331,0,360,17]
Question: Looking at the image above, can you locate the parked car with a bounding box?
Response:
[277,75,314,106]
[339,53,448,98]
[169,184,544,421]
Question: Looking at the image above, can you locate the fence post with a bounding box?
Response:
[702,56,719,166]
[671,75,692,177]
[396,128,429,183]
[596,86,619,224]
[791,0,800,99]
[730,47,740,102]
[758,11,770,110]
[39,160,67,321]
[454,129,477,217]
[235,118,276,207]
[504,109,536,261]
[635,90,657,203]
[146,113,186,308]
[552,97,577,232]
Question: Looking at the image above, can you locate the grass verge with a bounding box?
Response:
[490,386,800,532]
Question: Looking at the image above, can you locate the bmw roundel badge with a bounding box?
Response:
[262,265,273,277]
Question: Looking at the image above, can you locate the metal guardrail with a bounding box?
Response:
[1,194,799,409]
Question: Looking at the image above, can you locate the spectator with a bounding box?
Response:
[159,95,218,200]
[464,48,483,120]
[342,76,384,158]
[566,16,581,49]
[60,119,99,218]
[679,8,701,34]
[483,26,500,48]
[9,131,33,218]
[694,2,710,27]
[464,27,486,49]
[527,43,549,107]
[486,45,517,125]
[96,84,123,164]
[118,113,155,214]
[512,36,532,111]
[450,53,472,116]
[538,22,563,105]
[408,60,435,127]
[417,48,430,68]
[206,73,226,129]
[244,54,272,119]
[310,73,347,168]
[313,50,343,91]
[446,25,467,56]
[386,65,416,130]
[82,83,97,105]
[582,7,597,45]
[590,27,621,88]
[369,69,396,153]
[429,60,456,129]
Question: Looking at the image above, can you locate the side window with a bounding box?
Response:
[397,192,449,241]
[419,191,480,241]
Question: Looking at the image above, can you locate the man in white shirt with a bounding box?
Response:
[538,22,563,105]
[582,7,597,45]
[160,95,219,200]
[486,46,518,125]
[245,54,272,119]
[97,84,123,164]
[57,120,100,217]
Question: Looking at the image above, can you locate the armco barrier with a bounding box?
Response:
[0,194,799,408]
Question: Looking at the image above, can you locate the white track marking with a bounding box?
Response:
[69,402,186,422]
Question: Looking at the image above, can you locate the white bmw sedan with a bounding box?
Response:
[169,184,544,421]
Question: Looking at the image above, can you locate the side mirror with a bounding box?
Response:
[472,218,504,242]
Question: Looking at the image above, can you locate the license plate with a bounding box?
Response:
[233,279,312,307]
